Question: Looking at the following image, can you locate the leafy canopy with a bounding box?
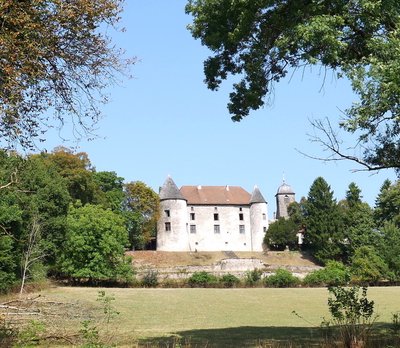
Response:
[186,0,400,171]
[0,0,131,149]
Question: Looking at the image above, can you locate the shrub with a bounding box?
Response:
[188,271,218,287]
[350,246,389,284]
[322,286,375,347]
[220,274,240,288]
[141,270,158,287]
[303,261,350,287]
[264,269,300,288]
[244,268,263,286]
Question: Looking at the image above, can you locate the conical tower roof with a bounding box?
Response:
[159,176,186,201]
[249,185,267,204]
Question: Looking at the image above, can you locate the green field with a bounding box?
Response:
[27,286,400,347]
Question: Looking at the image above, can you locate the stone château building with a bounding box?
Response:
[157,177,269,252]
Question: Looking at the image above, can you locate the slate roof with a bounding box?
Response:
[159,176,186,201]
[180,185,251,205]
[249,186,267,204]
[276,182,295,195]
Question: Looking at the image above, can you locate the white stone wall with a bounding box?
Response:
[186,205,253,251]
[157,199,190,251]
[250,202,269,251]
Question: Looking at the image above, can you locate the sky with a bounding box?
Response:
[40,1,397,217]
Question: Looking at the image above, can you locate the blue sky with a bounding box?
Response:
[41,1,396,216]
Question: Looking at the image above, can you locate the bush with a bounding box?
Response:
[303,261,350,287]
[141,270,158,287]
[188,271,218,287]
[220,274,240,288]
[264,269,300,288]
[322,286,375,347]
[244,268,263,286]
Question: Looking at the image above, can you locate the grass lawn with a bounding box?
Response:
[28,286,400,347]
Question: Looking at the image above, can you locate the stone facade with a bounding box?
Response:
[275,181,295,219]
[157,177,268,252]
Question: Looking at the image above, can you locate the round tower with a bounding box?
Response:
[157,176,189,251]
[275,180,295,219]
[249,186,268,251]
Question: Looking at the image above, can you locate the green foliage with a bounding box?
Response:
[57,204,133,283]
[244,268,263,286]
[264,217,298,251]
[188,271,218,288]
[324,286,375,348]
[0,235,17,293]
[350,246,389,284]
[378,222,400,279]
[303,261,350,287]
[339,183,376,261]
[186,0,400,171]
[264,269,300,288]
[16,320,46,347]
[96,291,120,324]
[303,177,343,263]
[80,320,102,348]
[93,171,125,212]
[124,181,160,250]
[374,180,400,227]
[220,273,240,288]
[141,270,159,288]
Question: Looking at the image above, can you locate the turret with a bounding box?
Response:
[157,176,189,251]
[249,186,268,251]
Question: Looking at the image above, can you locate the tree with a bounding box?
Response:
[38,147,98,205]
[350,246,388,283]
[303,177,343,263]
[57,204,132,283]
[124,181,160,250]
[186,1,400,172]
[0,0,132,149]
[93,171,125,211]
[374,180,400,227]
[339,183,376,261]
[378,222,400,279]
[264,217,298,250]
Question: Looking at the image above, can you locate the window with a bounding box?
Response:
[214,207,218,212]
[191,206,194,211]
[262,213,266,220]
[239,213,244,221]
[165,222,171,231]
[214,225,220,234]
[239,207,243,211]
[164,210,170,217]
[190,225,196,234]
[263,226,267,233]
[190,213,195,220]
[239,225,245,234]
[214,213,219,221]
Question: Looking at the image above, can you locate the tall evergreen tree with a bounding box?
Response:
[340,183,376,262]
[374,180,400,227]
[303,177,343,264]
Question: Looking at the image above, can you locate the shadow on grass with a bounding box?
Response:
[138,323,400,348]
[139,325,323,347]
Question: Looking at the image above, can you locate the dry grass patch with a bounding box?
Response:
[129,250,319,269]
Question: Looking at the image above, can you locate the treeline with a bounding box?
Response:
[0,147,160,293]
[265,177,400,283]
